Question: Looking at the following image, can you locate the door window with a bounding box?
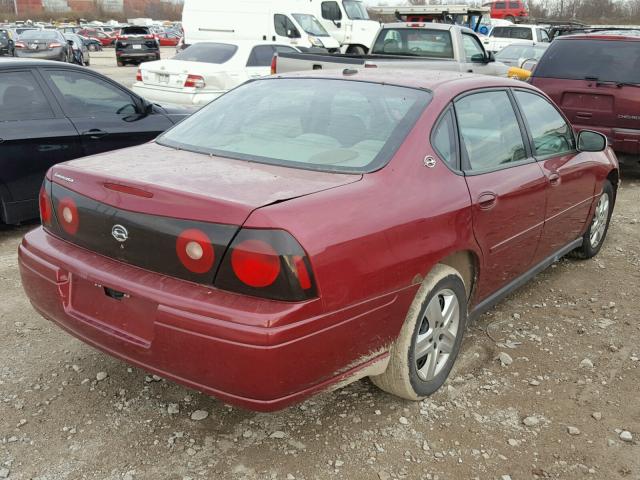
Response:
[431,109,458,169]
[0,71,54,121]
[514,91,575,157]
[44,70,137,116]
[462,34,485,61]
[247,45,276,67]
[321,1,342,21]
[455,91,527,171]
[538,29,550,42]
[494,2,506,9]
[274,14,300,38]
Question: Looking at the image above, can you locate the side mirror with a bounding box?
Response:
[577,130,607,152]
[471,52,493,63]
[486,51,495,63]
[333,21,342,28]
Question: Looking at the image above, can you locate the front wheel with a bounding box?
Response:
[572,180,614,259]
[505,15,516,22]
[347,45,366,55]
[370,265,467,400]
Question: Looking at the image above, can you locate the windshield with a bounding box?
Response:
[121,27,150,35]
[343,0,370,20]
[157,78,431,173]
[173,42,238,64]
[496,44,547,61]
[292,14,330,37]
[534,39,640,84]
[371,28,454,59]
[20,30,58,40]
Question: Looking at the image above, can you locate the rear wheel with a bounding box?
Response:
[370,265,467,400]
[572,180,614,259]
[348,45,366,55]
[505,15,516,22]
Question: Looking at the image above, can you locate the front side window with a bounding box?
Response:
[462,33,485,61]
[343,0,369,20]
[455,91,527,171]
[514,91,575,157]
[44,70,136,116]
[321,1,342,21]
[431,109,457,168]
[0,71,54,122]
[157,79,431,173]
[292,14,331,37]
[274,14,300,38]
[371,28,454,59]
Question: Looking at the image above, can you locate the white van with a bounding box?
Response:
[181,0,341,52]
[308,0,380,53]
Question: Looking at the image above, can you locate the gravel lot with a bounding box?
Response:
[0,49,639,479]
[87,47,177,88]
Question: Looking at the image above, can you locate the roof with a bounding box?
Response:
[274,68,529,95]
[556,32,640,41]
[0,58,87,70]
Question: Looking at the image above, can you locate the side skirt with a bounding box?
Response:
[469,238,583,321]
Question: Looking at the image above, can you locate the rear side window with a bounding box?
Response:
[174,42,238,64]
[247,45,276,67]
[492,27,532,40]
[431,109,458,168]
[372,28,454,58]
[455,91,527,171]
[0,71,54,122]
[515,91,575,157]
[509,1,521,7]
[534,39,640,84]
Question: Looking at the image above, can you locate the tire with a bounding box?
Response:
[571,180,614,259]
[84,58,90,66]
[348,45,366,55]
[505,15,516,22]
[370,265,468,400]
[117,61,124,67]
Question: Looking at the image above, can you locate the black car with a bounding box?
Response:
[115,26,160,67]
[0,59,190,224]
[0,29,14,56]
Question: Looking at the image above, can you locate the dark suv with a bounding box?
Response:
[115,26,160,66]
[530,33,640,166]
[0,29,14,56]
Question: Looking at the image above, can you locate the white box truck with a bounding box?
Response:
[181,0,341,52]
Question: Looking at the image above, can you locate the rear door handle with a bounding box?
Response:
[478,192,497,210]
[82,129,109,140]
[548,172,561,186]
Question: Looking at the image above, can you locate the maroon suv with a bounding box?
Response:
[530,33,640,165]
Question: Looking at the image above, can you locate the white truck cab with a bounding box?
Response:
[309,0,380,53]
[181,0,341,52]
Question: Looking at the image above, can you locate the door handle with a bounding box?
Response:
[576,111,592,120]
[478,192,497,210]
[548,172,561,186]
[82,129,109,140]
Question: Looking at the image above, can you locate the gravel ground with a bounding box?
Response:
[1,51,639,478]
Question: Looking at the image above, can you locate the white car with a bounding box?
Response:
[132,41,298,107]
[483,25,550,53]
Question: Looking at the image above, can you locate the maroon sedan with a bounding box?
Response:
[19,70,619,411]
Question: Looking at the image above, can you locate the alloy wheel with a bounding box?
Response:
[589,192,610,249]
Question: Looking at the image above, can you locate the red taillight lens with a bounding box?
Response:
[14,41,25,49]
[215,229,317,301]
[270,54,277,75]
[184,74,205,89]
[57,197,79,235]
[136,68,142,82]
[48,42,62,48]
[39,185,52,226]
[176,229,215,274]
[231,239,281,288]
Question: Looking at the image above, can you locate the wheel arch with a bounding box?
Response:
[607,168,619,200]
[436,250,479,301]
[346,44,368,54]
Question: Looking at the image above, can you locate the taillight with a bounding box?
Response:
[270,54,277,75]
[176,229,215,274]
[14,41,26,49]
[117,35,128,40]
[48,42,62,48]
[184,74,205,89]
[57,197,79,235]
[215,229,317,301]
[39,184,52,226]
[136,68,142,82]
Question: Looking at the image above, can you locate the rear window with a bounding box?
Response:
[121,27,150,35]
[173,43,238,64]
[491,27,533,40]
[372,28,454,59]
[157,78,431,173]
[534,39,640,84]
[20,30,58,40]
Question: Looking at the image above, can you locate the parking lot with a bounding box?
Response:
[1,44,640,480]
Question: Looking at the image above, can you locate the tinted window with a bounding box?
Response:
[247,45,276,67]
[491,27,532,40]
[158,79,431,173]
[44,70,136,116]
[321,1,342,20]
[534,39,640,84]
[173,42,238,64]
[372,28,454,58]
[462,34,484,61]
[494,2,506,9]
[455,91,527,171]
[432,109,457,168]
[121,27,150,35]
[274,14,300,38]
[515,91,575,157]
[509,1,520,7]
[0,71,54,122]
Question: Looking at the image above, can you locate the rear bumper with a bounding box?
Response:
[15,50,64,60]
[19,228,403,411]
[117,50,158,61]
[132,83,223,106]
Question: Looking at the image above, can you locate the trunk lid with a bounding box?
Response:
[140,59,237,91]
